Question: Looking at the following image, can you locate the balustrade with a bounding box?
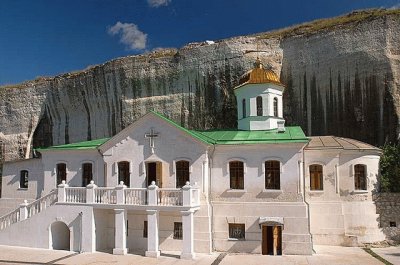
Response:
[65,187,87,203]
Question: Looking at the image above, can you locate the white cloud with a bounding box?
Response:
[107,22,147,50]
[147,0,171,8]
[389,3,400,9]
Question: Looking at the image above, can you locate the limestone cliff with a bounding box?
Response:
[0,9,399,162]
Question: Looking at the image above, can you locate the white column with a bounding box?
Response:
[57,180,69,203]
[147,181,158,206]
[182,182,192,207]
[81,209,96,253]
[115,181,126,204]
[145,209,160,258]
[113,209,128,255]
[19,200,29,220]
[181,210,195,259]
[86,181,97,204]
[203,151,209,195]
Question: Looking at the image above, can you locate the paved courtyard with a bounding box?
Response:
[0,245,398,265]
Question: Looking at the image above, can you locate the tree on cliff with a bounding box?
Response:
[379,143,400,192]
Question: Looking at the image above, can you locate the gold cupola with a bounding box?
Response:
[237,58,284,88]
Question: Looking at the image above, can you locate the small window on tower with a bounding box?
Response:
[242,99,246,118]
[20,170,28,189]
[273,97,278,117]
[256,96,263,116]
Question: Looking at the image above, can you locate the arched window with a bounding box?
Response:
[256,96,263,116]
[56,163,66,186]
[310,164,323,190]
[242,99,246,118]
[265,161,280,190]
[20,170,28,189]
[176,160,190,188]
[229,161,244,189]
[273,97,278,117]
[118,161,130,187]
[354,164,367,190]
[82,163,93,187]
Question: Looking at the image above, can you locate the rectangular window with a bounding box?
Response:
[173,222,183,240]
[143,221,148,238]
[56,163,66,186]
[229,223,245,240]
[265,161,280,190]
[354,164,367,190]
[20,170,28,189]
[176,160,190,188]
[310,164,323,190]
[229,161,244,189]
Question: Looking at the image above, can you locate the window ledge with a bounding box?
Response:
[227,189,247,193]
[18,188,28,191]
[228,238,245,241]
[309,190,324,193]
[352,190,368,194]
[262,189,283,193]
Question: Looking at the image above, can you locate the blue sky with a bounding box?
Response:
[0,0,399,86]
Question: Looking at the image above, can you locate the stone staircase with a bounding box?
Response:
[0,191,58,231]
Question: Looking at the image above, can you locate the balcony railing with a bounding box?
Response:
[57,181,200,208]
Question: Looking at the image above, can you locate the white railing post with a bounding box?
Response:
[86,180,97,203]
[147,181,158,206]
[19,200,29,220]
[58,180,69,203]
[182,181,193,207]
[116,181,127,204]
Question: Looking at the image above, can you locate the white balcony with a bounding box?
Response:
[57,181,200,210]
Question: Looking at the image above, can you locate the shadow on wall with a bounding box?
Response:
[50,221,70,251]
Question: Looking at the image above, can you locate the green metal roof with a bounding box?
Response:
[192,127,309,144]
[151,111,308,144]
[36,112,308,151]
[36,138,110,151]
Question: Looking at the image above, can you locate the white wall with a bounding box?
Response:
[101,115,208,189]
[1,158,43,199]
[41,149,104,192]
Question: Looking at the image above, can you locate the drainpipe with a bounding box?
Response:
[78,212,83,253]
[301,146,315,254]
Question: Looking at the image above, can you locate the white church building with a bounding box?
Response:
[0,59,385,258]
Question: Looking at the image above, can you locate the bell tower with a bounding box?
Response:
[234,59,285,131]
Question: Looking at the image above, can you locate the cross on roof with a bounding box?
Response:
[144,128,159,154]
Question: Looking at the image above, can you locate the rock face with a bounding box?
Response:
[0,10,399,162]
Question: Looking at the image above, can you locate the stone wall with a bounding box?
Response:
[373,192,400,242]
[0,10,399,162]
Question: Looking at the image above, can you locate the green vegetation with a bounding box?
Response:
[258,9,400,39]
[363,248,394,265]
[379,143,400,192]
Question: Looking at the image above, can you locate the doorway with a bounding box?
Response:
[51,221,70,250]
[146,162,162,187]
[262,225,282,255]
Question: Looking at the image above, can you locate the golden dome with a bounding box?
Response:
[237,58,284,87]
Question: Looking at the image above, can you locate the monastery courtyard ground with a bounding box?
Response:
[0,245,398,265]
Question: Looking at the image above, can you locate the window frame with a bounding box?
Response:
[273,97,278,117]
[118,161,130,187]
[309,164,323,191]
[354,164,367,191]
[242,98,246,118]
[82,162,93,187]
[256,96,263,116]
[56,163,67,186]
[228,223,245,240]
[229,160,245,190]
[175,160,190,188]
[19,170,29,189]
[143,220,148,238]
[265,160,280,190]
[173,222,183,240]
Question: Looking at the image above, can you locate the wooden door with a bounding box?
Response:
[262,225,282,255]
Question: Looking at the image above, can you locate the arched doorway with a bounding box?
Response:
[51,221,70,250]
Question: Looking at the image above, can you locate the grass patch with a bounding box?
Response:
[363,248,394,265]
[258,8,400,39]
